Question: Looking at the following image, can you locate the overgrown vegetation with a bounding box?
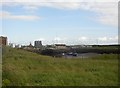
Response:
[2,46,118,86]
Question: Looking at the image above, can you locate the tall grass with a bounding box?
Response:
[2,46,118,86]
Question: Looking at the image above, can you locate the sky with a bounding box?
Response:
[0,0,119,45]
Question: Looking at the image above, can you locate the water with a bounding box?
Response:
[63,53,100,59]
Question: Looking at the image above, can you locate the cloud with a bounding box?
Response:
[0,11,40,21]
[92,2,118,26]
[53,37,67,44]
[98,36,118,44]
[78,36,88,41]
[1,0,118,3]
[109,36,118,41]
[54,37,62,41]
[54,37,67,41]
[1,0,118,26]
[35,38,45,41]
[98,37,107,41]
[78,36,118,44]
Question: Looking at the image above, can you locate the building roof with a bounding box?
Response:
[55,44,66,46]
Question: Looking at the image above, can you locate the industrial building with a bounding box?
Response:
[34,41,42,48]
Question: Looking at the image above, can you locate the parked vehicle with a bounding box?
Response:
[67,52,78,56]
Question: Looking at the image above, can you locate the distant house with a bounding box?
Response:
[9,43,14,48]
[45,45,56,49]
[21,43,34,50]
[55,44,67,49]
[28,43,33,48]
[0,36,7,46]
[15,44,20,48]
[86,45,92,48]
[70,45,92,49]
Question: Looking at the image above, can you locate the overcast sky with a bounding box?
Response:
[0,0,118,45]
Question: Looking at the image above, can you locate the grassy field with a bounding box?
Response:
[2,46,118,86]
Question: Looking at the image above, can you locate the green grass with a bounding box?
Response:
[2,46,118,86]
